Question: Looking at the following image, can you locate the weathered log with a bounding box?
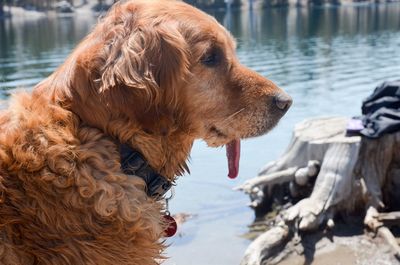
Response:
[240,224,290,265]
[235,167,298,208]
[378,211,400,224]
[235,161,321,208]
[365,206,400,260]
[239,116,400,264]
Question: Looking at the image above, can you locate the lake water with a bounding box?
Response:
[1,3,400,265]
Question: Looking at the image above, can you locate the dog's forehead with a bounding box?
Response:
[180,4,236,47]
[173,8,237,52]
[139,2,233,37]
[121,0,237,52]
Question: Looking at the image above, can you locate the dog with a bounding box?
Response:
[0,0,292,264]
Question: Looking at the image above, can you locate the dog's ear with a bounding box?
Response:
[100,22,190,108]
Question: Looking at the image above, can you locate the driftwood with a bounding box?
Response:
[237,116,400,265]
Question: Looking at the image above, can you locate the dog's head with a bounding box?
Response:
[43,0,291,178]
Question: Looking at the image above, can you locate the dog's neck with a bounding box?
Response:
[74,100,194,180]
[34,82,194,182]
[125,130,194,180]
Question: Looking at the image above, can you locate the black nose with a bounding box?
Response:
[273,93,292,111]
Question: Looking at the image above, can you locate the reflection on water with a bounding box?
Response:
[0,16,95,98]
[1,4,400,265]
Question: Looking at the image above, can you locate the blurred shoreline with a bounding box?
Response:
[0,0,108,19]
[2,0,400,20]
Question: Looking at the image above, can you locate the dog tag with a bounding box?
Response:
[163,214,177,237]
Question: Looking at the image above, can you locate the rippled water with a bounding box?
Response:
[1,4,400,265]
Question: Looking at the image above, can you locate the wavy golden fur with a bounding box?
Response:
[0,0,291,264]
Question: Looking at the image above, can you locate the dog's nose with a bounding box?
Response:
[273,93,292,111]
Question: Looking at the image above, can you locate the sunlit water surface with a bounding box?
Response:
[1,4,400,265]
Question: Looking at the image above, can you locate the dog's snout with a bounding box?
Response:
[273,93,292,112]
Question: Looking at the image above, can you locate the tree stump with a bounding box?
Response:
[237,116,400,265]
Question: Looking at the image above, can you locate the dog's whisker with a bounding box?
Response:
[220,108,246,126]
[226,108,256,127]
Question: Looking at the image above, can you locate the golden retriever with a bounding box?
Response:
[0,0,291,264]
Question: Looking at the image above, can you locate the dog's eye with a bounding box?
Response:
[201,51,220,67]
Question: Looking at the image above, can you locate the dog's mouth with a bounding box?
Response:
[209,126,227,139]
[206,116,279,180]
[207,126,241,179]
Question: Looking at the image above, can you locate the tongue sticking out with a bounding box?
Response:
[226,139,241,179]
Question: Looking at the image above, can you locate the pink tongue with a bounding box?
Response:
[226,139,241,179]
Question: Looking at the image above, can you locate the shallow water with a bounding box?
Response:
[1,4,400,265]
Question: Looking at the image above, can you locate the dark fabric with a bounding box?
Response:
[360,80,400,138]
[120,144,172,198]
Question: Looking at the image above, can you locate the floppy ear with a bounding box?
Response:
[100,22,190,108]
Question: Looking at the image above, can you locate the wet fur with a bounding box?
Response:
[0,1,289,264]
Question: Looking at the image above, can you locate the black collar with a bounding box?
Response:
[119,144,172,199]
